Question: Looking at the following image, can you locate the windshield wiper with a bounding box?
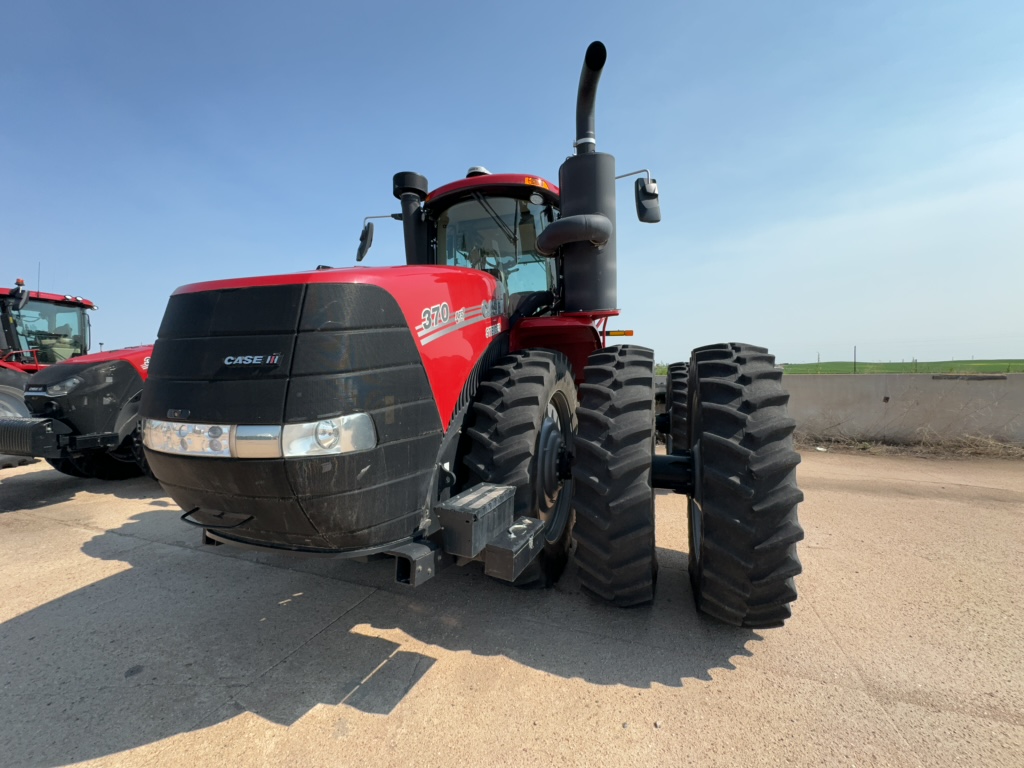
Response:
[472,192,517,246]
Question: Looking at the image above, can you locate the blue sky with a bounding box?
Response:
[2,0,1021,364]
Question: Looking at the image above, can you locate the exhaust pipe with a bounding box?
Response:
[536,40,617,311]
[574,41,607,154]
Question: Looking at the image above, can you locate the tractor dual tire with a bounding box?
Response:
[464,349,578,586]
[687,342,804,628]
[665,362,689,455]
[572,345,658,607]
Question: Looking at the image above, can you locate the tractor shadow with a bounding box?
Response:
[0,461,161,514]
[0,507,759,767]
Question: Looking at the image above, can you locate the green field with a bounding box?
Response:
[781,359,1024,375]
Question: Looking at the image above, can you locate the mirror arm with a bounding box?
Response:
[355,213,403,262]
[615,168,652,184]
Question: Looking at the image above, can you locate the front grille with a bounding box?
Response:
[142,280,445,551]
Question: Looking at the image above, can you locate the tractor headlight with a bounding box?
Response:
[142,420,233,457]
[45,376,84,397]
[282,415,377,457]
[142,414,377,459]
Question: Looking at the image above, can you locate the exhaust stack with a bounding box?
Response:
[574,41,607,154]
[536,40,618,312]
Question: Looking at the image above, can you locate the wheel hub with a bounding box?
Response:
[537,415,564,505]
[534,398,573,544]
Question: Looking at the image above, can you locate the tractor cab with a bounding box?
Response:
[425,173,561,317]
[1,280,94,372]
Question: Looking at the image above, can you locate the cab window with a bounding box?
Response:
[13,300,88,362]
[435,196,558,297]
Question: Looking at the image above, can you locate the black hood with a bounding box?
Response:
[25,360,143,437]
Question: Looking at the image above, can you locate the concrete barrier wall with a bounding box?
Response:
[783,374,1024,445]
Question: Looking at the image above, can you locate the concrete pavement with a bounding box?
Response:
[0,452,1021,767]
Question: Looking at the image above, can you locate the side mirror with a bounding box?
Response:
[635,177,661,223]
[356,221,374,262]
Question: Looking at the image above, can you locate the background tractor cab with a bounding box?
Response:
[1,278,94,372]
[0,278,96,418]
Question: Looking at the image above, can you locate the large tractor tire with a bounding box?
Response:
[0,384,29,418]
[48,450,143,481]
[46,456,95,478]
[572,345,658,607]
[464,350,578,586]
[687,342,804,628]
[91,451,146,481]
[665,362,688,455]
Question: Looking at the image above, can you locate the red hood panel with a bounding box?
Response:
[172,267,506,430]
[53,345,154,380]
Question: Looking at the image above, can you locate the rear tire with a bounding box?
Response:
[91,426,148,481]
[687,342,804,628]
[665,362,688,455]
[572,345,658,607]
[91,451,145,481]
[46,456,95,478]
[463,350,578,586]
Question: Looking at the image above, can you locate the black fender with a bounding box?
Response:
[112,390,144,447]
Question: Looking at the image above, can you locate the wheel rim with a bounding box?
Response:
[534,391,573,544]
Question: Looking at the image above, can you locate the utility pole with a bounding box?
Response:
[853,345,857,374]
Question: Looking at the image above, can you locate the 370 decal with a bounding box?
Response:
[420,302,451,332]
[415,297,504,346]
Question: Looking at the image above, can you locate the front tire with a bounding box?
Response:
[687,342,804,628]
[572,345,658,607]
[464,350,578,586]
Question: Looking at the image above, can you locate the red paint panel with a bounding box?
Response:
[510,318,603,386]
[425,173,560,203]
[55,345,155,380]
[2,289,96,309]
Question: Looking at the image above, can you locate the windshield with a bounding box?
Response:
[11,299,89,362]
[434,196,558,299]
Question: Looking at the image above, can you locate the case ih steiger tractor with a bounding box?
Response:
[0,278,156,479]
[140,42,804,627]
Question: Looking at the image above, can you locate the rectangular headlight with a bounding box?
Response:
[142,419,232,457]
[142,415,376,459]
[282,414,377,457]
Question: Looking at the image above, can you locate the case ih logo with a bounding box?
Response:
[223,353,282,366]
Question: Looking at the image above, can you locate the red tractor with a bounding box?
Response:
[140,42,803,627]
[0,278,156,479]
